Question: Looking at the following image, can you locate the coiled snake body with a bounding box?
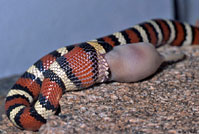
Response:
[5,19,199,131]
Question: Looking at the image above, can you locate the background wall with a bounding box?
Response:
[176,0,199,25]
[0,0,198,78]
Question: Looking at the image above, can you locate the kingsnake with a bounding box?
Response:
[5,19,199,131]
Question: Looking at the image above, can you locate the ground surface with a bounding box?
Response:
[0,45,199,134]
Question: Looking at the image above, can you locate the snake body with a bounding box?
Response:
[5,19,199,131]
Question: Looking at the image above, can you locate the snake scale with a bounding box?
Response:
[5,19,199,131]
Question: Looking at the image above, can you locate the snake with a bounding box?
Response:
[5,19,199,131]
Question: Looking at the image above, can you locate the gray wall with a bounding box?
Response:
[0,0,196,78]
[177,0,199,25]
